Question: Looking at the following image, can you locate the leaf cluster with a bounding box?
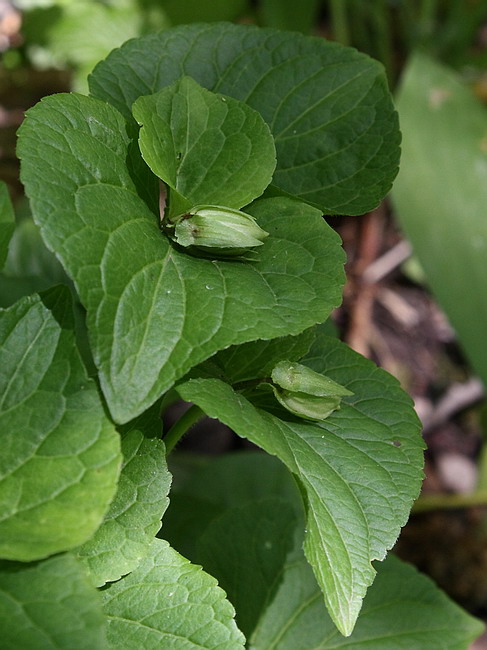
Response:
[0,21,482,649]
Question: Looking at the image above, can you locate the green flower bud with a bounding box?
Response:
[168,205,268,257]
[269,360,353,421]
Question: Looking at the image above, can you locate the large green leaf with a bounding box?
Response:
[0,553,106,650]
[195,499,298,639]
[175,335,424,636]
[391,53,487,385]
[164,451,480,647]
[133,76,276,210]
[0,215,70,308]
[0,287,121,561]
[162,451,301,561]
[250,553,483,649]
[75,430,171,586]
[101,538,245,649]
[18,92,344,422]
[0,182,15,270]
[89,23,400,215]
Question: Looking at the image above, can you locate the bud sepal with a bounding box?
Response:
[164,205,269,257]
[269,360,353,421]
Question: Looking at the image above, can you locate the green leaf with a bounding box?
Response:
[22,1,169,92]
[89,23,400,215]
[133,76,276,210]
[175,335,424,636]
[208,328,316,383]
[196,499,298,639]
[171,451,301,510]
[0,214,70,308]
[0,553,106,650]
[249,554,484,649]
[0,287,122,561]
[0,182,15,270]
[101,538,245,649]
[162,451,301,561]
[75,430,171,586]
[391,53,487,385]
[18,92,345,422]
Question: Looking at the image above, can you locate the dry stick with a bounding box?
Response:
[345,206,385,356]
[362,239,412,285]
[421,378,485,434]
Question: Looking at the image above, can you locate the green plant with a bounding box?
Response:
[0,22,483,648]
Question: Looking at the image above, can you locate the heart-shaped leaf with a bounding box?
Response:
[89,23,400,215]
[133,76,276,210]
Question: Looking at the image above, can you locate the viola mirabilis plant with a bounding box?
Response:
[1,22,483,650]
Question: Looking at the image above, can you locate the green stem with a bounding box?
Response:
[418,0,438,45]
[372,0,394,85]
[412,491,487,513]
[330,0,350,45]
[163,404,205,455]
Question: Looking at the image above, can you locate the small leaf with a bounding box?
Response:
[0,287,122,561]
[101,538,245,649]
[0,553,106,650]
[133,77,276,210]
[90,23,400,215]
[249,554,484,649]
[75,430,171,586]
[175,334,424,635]
[0,182,15,270]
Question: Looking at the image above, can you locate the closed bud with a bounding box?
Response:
[269,360,353,421]
[168,205,268,257]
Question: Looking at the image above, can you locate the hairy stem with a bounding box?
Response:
[163,404,205,455]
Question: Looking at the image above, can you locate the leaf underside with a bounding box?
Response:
[101,538,245,649]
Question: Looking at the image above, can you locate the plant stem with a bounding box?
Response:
[412,492,487,513]
[372,0,394,84]
[163,404,205,455]
[329,0,350,45]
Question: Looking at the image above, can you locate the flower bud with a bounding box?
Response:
[169,205,268,257]
[269,360,353,421]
